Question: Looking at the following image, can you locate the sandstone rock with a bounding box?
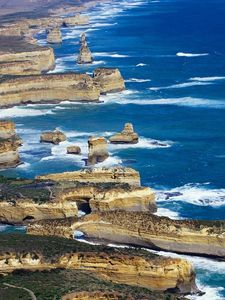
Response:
[0,234,198,295]
[67,146,81,155]
[0,73,100,108]
[0,120,22,169]
[110,123,139,144]
[75,211,225,258]
[77,33,93,64]
[40,130,66,144]
[37,168,141,186]
[62,15,89,27]
[0,36,55,76]
[61,291,134,300]
[47,27,62,44]
[93,68,125,94]
[87,136,109,165]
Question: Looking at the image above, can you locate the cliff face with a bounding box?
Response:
[0,73,100,108]
[74,211,225,258]
[0,234,197,294]
[0,120,21,169]
[37,168,141,186]
[0,36,55,76]
[93,68,125,94]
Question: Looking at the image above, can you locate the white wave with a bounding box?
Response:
[109,137,172,151]
[91,22,118,27]
[56,55,77,62]
[16,162,31,170]
[149,81,212,91]
[93,52,129,58]
[176,52,209,57]
[156,183,225,207]
[0,107,53,118]
[154,208,181,220]
[188,284,224,300]
[103,96,225,109]
[97,155,122,167]
[126,78,151,83]
[136,63,147,66]
[190,76,225,82]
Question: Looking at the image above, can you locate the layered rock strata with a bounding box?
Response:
[93,68,125,93]
[62,15,89,27]
[74,211,225,258]
[47,27,62,44]
[0,36,55,76]
[40,130,66,144]
[110,123,139,144]
[87,136,109,165]
[0,234,198,294]
[0,120,22,169]
[37,168,141,186]
[0,73,100,108]
[77,33,93,64]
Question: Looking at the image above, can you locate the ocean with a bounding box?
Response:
[1,0,225,298]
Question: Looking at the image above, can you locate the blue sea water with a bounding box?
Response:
[1,0,225,298]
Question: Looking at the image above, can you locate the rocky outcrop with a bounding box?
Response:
[93,68,125,94]
[0,73,100,108]
[62,15,89,27]
[37,168,141,186]
[0,234,198,294]
[74,211,225,258]
[0,120,22,169]
[0,36,55,76]
[40,130,66,144]
[87,136,109,165]
[110,123,139,144]
[67,146,81,155]
[77,33,93,64]
[47,27,62,44]
[62,291,131,300]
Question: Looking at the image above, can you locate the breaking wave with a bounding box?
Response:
[176,52,209,57]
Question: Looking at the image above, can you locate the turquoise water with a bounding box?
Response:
[1,0,225,298]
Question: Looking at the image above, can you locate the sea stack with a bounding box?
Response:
[47,27,62,44]
[0,120,22,169]
[40,130,66,144]
[87,136,109,165]
[67,145,81,155]
[109,123,139,144]
[93,68,125,93]
[77,32,93,64]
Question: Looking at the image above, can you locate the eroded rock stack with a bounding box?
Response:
[110,123,139,144]
[40,130,66,144]
[0,120,22,169]
[93,68,125,93]
[77,32,93,64]
[47,27,62,44]
[67,145,81,155]
[87,136,109,165]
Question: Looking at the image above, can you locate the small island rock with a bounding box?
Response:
[67,146,81,155]
[47,27,62,44]
[87,136,109,165]
[40,130,66,145]
[109,123,139,144]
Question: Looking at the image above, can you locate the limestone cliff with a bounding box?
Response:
[0,234,198,294]
[0,73,100,108]
[62,15,89,27]
[77,33,93,64]
[0,120,22,169]
[74,211,225,258]
[93,68,125,93]
[0,36,55,76]
[37,167,141,186]
[87,136,109,165]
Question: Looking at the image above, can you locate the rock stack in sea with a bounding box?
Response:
[93,68,125,93]
[67,145,81,155]
[87,136,109,165]
[47,27,62,44]
[0,120,22,169]
[77,32,93,64]
[40,130,66,144]
[110,123,139,144]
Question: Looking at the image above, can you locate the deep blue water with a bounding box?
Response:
[1,0,225,298]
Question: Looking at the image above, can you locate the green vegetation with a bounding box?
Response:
[0,269,184,300]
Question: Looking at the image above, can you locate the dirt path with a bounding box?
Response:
[3,283,37,300]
